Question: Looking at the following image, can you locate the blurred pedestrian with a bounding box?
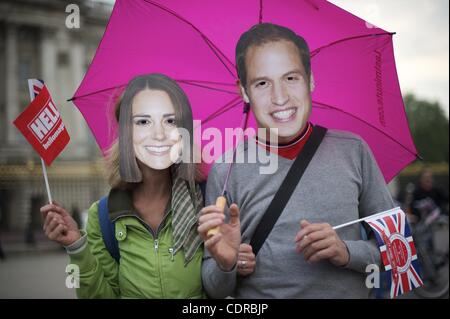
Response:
[409,167,448,223]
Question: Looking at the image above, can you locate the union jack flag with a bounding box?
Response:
[365,208,423,298]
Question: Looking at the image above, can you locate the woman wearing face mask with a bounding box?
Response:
[40,74,205,298]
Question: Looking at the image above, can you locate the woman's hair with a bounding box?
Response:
[104,73,203,193]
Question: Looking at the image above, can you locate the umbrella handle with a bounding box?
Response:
[206,196,227,237]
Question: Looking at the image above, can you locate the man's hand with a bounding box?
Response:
[197,203,241,271]
[237,243,256,277]
[295,220,349,267]
[41,202,81,247]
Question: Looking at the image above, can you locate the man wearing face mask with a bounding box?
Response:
[197,23,395,298]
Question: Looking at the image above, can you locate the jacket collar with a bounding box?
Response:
[107,188,135,221]
[106,174,203,264]
[107,187,172,222]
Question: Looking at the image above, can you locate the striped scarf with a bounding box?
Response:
[171,174,203,264]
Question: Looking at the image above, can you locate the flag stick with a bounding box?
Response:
[28,79,53,204]
[40,157,53,204]
[332,207,401,230]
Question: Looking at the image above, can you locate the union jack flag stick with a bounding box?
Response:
[332,207,401,230]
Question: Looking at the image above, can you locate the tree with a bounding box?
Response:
[404,93,449,163]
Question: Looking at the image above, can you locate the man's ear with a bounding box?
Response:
[309,72,315,92]
[237,80,250,103]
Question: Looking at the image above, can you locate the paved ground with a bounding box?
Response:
[0,231,447,299]
[0,251,76,299]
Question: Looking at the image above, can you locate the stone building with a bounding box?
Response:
[0,0,112,233]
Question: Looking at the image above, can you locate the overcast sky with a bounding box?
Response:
[95,0,449,118]
[329,0,449,118]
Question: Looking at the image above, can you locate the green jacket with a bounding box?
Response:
[68,190,204,299]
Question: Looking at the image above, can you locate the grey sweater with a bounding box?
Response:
[202,129,395,299]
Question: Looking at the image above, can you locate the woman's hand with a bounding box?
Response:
[40,202,81,246]
[236,243,256,277]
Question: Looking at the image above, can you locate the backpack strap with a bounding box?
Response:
[98,196,120,263]
[250,125,328,256]
[199,181,207,206]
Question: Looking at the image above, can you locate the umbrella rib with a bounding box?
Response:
[260,0,320,24]
[199,36,237,78]
[195,35,235,75]
[176,79,236,86]
[312,100,418,156]
[177,80,238,95]
[207,99,242,123]
[203,97,239,122]
[259,0,263,23]
[71,80,237,102]
[310,32,395,57]
[142,0,236,79]
[258,0,320,24]
[305,0,320,10]
[70,84,126,101]
[202,97,242,125]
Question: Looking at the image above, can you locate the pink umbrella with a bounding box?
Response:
[71,0,418,182]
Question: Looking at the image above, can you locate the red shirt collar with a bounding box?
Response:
[256,122,313,160]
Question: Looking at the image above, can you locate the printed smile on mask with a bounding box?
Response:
[270,107,297,122]
[144,145,173,155]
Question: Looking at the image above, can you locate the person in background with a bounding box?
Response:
[409,167,448,224]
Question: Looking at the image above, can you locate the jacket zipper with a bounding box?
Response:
[154,220,169,298]
[115,213,168,297]
[154,238,164,296]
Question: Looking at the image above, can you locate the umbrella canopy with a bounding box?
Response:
[72,0,418,182]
